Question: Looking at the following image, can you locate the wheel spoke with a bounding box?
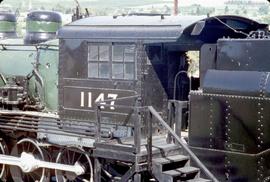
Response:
[72,151,76,164]
[0,139,7,180]
[67,150,71,164]
[77,153,83,162]
[27,142,31,152]
[10,138,50,182]
[56,148,92,182]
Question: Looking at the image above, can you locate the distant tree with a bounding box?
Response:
[262,15,270,24]
[224,6,229,14]
[243,8,247,15]
[65,8,72,14]
[196,7,200,15]
[163,5,171,14]
[259,6,269,15]
[150,6,158,14]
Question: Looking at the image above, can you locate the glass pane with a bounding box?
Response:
[112,63,124,79]
[99,46,109,61]
[99,63,110,78]
[124,63,135,80]
[88,45,98,61]
[88,63,98,78]
[124,46,135,62]
[113,46,124,62]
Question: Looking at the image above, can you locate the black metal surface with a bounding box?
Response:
[202,70,270,97]
[0,12,16,22]
[189,90,270,180]
[190,146,270,182]
[217,39,270,72]
[24,32,57,45]
[183,15,268,43]
[199,44,217,85]
[26,11,61,22]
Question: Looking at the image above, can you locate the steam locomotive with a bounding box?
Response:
[0,8,269,182]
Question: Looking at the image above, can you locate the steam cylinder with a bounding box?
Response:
[24,10,62,44]
[0,12,17,39]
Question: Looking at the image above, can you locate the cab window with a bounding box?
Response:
[88,43,136,80]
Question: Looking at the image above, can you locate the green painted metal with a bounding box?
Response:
[26,21,61,33]
[0,40,36,77]
[0,38,59,112]
[0,21,16,32]
[38,39,59,111]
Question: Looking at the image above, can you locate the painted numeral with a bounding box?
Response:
[95,93,105,109]
[80,92,85,107]
[80,92,118,110]
[108,94,118,110]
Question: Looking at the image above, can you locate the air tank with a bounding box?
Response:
[0,12,17,39]
[24,10,62,44]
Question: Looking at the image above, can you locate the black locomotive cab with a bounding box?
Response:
[57,15,212,139]
[57,15,266,140]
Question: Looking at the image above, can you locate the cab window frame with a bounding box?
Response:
[87,42,136,80]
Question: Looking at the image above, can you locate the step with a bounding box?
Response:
[176,166,200,175]
[153,154,189,165]
[162,167,200,181]
[187,178,212,182]
[152,154,190,171]
[141,143,181,156]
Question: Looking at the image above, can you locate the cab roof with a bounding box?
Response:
[58,15,268,45]
[57,15,204,43]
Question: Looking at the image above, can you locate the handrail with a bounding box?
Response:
[95,95,142,153]
[95,95,218,181]
[148,106,219,182]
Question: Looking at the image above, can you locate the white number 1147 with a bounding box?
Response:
[80,92,118,110]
